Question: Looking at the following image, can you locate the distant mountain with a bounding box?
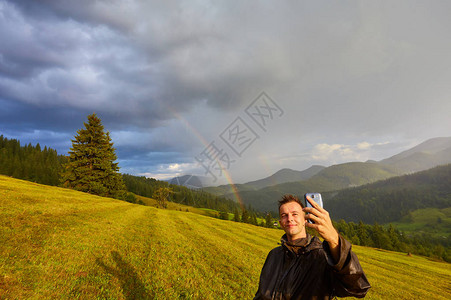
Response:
[244,165,325,189]
[379,137,451,173]
[325,163,451,226]
[202,183,257,197]
[307,161,400,188]
[170,137,451,215]
[167,175,213,189]
[202,165,325,198]
[222,161,401,212]
[207,137,451,213]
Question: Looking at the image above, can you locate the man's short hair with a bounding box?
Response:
[278,194,305,213]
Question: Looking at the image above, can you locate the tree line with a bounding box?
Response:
[334,220,451,262]
[215,207,275,228]
[122,174,244,213]
[0,135,67,186]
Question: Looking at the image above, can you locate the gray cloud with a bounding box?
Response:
[1,0,451,183]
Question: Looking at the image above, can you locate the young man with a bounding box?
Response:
[254,194,370,300]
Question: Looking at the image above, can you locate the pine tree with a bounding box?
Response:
[219,211,229,220]
[233,208,240,222]
[265,213,273,228]
[357,221,370,246]
[241,209,249,223]
[61,113,126,198]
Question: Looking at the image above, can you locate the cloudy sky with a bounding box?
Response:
[1,0,451,185]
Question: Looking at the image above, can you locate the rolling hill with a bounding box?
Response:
[203,137,451,213]
[221,161,401,212]
[1,175,450,299]
[196,166,325,196]
[242,165,325,189]
[324,164,451,239]
[170,166,325,192]
[379,137,451,173]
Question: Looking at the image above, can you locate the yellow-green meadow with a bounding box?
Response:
[1,175,450,299]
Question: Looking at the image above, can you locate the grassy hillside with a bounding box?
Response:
[308,161,399,188]
[1,175,450,299]
[393,207,451,239]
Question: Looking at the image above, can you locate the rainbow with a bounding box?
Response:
[166,107,245,210]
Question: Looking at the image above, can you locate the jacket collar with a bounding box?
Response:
[280,233,322,254]
[281,233,311,247]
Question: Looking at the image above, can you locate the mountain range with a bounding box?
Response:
[174,137,451,213]
[379,137,451,173]
[324,163,451,225]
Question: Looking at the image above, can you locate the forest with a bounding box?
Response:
[325,164,451,223]
[122,174,244,214]
[332,220,451,262]
[0,135,67,186]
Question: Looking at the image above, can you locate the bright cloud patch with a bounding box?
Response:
[139,162,199,180]
[311,141,390,164]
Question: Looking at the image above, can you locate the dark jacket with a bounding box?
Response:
[254,234,370,300]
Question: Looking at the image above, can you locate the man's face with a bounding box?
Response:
[279,201,306,241]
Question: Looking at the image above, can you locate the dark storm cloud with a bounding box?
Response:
[1,0,260,135]
[0,97,88,129]
[1,0,451,182]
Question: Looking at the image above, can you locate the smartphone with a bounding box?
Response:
[304,193,323,224]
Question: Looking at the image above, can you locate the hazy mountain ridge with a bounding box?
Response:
[223,161,402,212]
[381,137,451,162]
[192,137,451,219]
[201,165,325,197]
[244,165,325,189]
[167,175,208,189]
[379,137,451,173]
[171,137,451,194]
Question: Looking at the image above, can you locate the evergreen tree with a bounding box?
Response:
[241,209,249,223]
[219,211,229,220]
[0,135,65,185]
[233,208,240,222]
[357,221,370,246]
[250,212,258,225]
[371,222,391,249]
[265,213,273,228]
[61,113,126,198]
[387,223,403,251]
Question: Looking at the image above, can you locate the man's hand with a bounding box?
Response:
[304,196,340,263]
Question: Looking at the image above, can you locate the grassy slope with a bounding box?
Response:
[1,175,450,299]
[392,207,451,239]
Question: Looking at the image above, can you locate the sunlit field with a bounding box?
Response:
[1,175,450,299]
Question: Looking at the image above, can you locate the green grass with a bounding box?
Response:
[392,207,451,239]
[1,175,450,299]
[135,194,219,217]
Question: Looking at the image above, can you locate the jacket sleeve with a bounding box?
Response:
[323,235,371,298]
